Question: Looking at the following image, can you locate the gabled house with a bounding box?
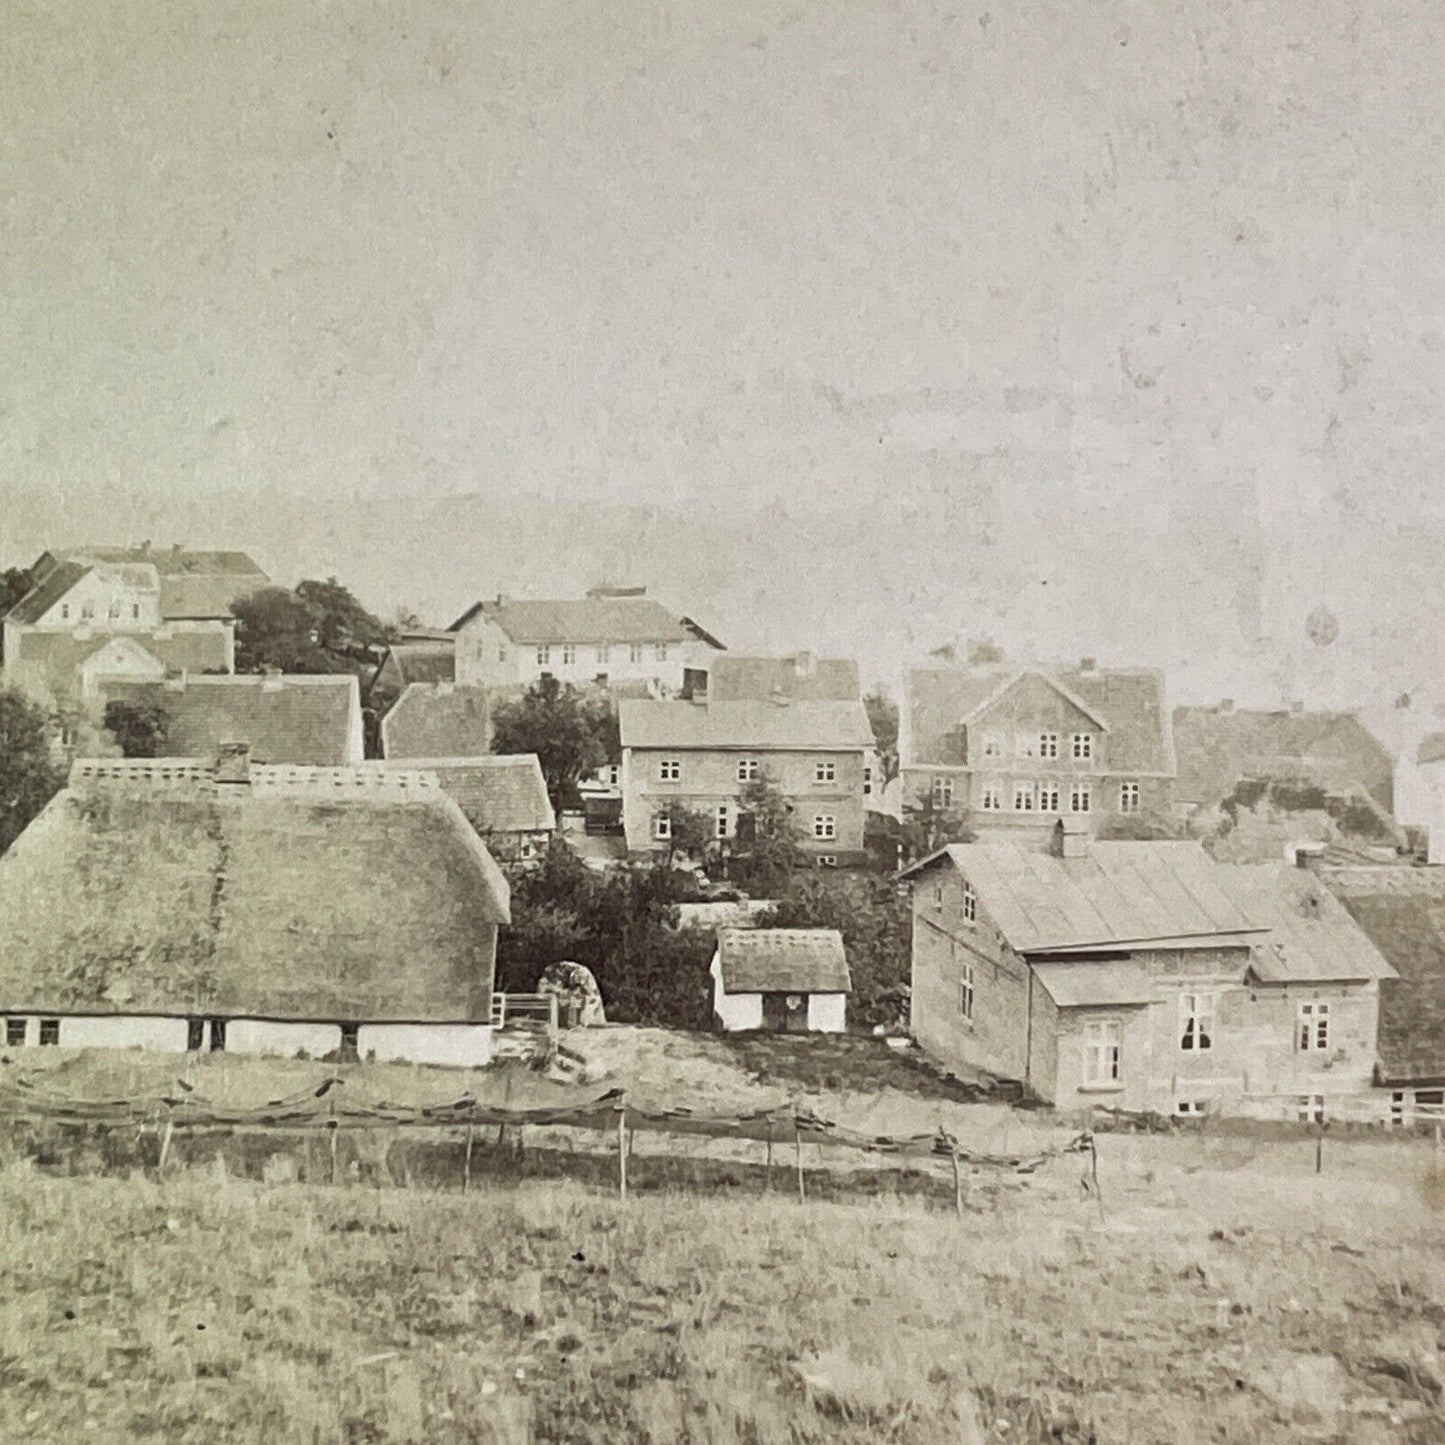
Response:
[105,673,364,767]
[900,824,1395,1118]
[710,928,851,1033]
[618,696,876,865]
[449,585,725,697]
[378,682,496,760]
[365,638,456,713]
[707,652,861,704]
[0,750,509,1067]
[901,656,1175,836]
[372,755,555,862]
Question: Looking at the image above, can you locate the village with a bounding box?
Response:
[1,544,1443,1132]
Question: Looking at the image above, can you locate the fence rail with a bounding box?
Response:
[489,993,559,1032]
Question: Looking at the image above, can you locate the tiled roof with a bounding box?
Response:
[452,595,697,645]
[55,548,268,619]
[1031,961,1155,1008]
[3,561,91,625]
[380,683,494,759]
[902,840,1264,953]
[715,928,851,994]
[620,698,874,751]
[1172,706,1394,810]
[708,654,861,702]
[367,641,456,701]
[1328,868,1445,1082]
[106,675,362,766]
[906,663,1174,774]
[373,755,555,835]
[0,762,508,1020]
[4,629,232,702]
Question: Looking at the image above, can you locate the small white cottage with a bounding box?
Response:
[710,928,851,1034]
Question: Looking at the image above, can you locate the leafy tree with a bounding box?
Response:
[102,700,171,758]
[0,567,33,619]
[490,676,616,814]
[0,689,65,855]
[232,579,394,675]
[864,688,899,783]
[727,774,803,897]
[898,789,974,862]
[1096,809,1189,841]
[664,802,715,866]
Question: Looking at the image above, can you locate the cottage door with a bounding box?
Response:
[762,993,809,1032]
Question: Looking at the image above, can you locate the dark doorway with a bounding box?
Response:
[762,993,809,1033]
[207,1018,227,1052]
[186,1018,204,1051]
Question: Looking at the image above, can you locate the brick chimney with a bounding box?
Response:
[215,742,251,784]
[1079,656,1097,672]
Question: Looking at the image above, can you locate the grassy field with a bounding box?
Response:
[3,1123,1445,1444]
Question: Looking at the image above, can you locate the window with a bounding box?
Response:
[980,732,1003,759]
[715,805,730,839]
[498,645,508,663]
[1039,732,1059,759]
[813,814,836,840]
[959,958,975,1020]
[187,1018,205,1051]
[108,602,121,620]
[1297,1002,1330,1052]
[962,880,977,923]
[81,604,94,620]
[816,855,838,869]
[1297,1094,1325,1124]
[1070,785,1092,814]
[4,1018,27,1047]
[814,759,836,784]
[1391,1091,1407,1128]
[1038,782,1061,813]
[1120,781,1141,813]
[604,763,620,787]
[562,644,577,665]
[1013,781,1035,812]
[1082,1019,1121,1086]
[60,603,70,620]
[536,645,551,666]
[932,881,945,910]
[208,1019,227,1053]
[1176,1100,1207,1117]
[1179,992,1216,1052]
[737,757,760,783]
[131,603,140,620]
[597,644,610,665]
[653,812,672,841]
[981,781,1004,811]
[339,1023,360,1063]
[655,643,669,662]
[630,643,644,663]
[932,776,954,808]
[38,1019,60,1047]
[863,766,872,797]
[658,758,681,782]
[1072,733,1094,761]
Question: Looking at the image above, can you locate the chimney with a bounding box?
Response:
[171,543,184,556]
[261,666,284,693]
[1079,656,1097,672]
[1284,840,1326,870]
[1219,698,1235,713]
[1052,817,1090,860]
[1290,699,1305,714]
[139,540,152,555]
[215,741,251,784]
[163,669,187,693]
[793,651,816,680]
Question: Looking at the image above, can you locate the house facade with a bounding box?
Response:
[618,697,875,865]
[901,657,1176,838]
[710,928,850,1033]
[449,586,724,697]
[0,752,509,1068]
[900,826,1395,1119]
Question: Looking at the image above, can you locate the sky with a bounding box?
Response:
[3,0,1444,708]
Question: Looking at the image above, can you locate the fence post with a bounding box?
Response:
[795,1124,806,1203]
[463,1109,475,1194]
[617,1106,628,1202]
[157,1102,174,1176]
[328,1092,339,1185]
[950,1137,964,1219]
[1315,1126,1324,1175]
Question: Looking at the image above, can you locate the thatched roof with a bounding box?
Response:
[0,760,509,1022]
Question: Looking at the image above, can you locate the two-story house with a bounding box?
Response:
[449,585,725,697]
[901,655,1176,835]
[618,696,876,865]
[2,545,267,708]
[899,823,1396,1119]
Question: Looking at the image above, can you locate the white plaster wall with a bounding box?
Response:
[358,1023,492,1067]
[807,993,847,1033]
[710,956,764,1030]
[55,1016,189,1051]
[227,1020,343,1058]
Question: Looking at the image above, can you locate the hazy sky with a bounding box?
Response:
[4,1,1444,706]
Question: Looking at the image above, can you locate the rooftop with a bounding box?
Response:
[715,928,851,995]
[450,592,705,646]
[707,653,861,703]
[379,683,494,760]
[0,761,509,1022]
[46,547,268,619]
[372,755,555,835]
[619,698,875,752]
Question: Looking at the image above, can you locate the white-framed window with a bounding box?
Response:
[1176,1100,1206,1117]
[4,1017,28,1047]
[131,603,140,620]
[816,854,838,869]
[981,780,1004,811]
[862,766,872,796]
[980,731,1004,759]
[962,880,977,923]
[714,805,730,839]
[1179,992,1216,1052]
[1082,1019,1121,1086]
[813,814,836,840]
[655,643,669,662]
[1391,1091,1406,1127]
[603,763,620,787]
[81,604,94,620]
[658,758,681,782]
[653,812,672,841]
[959,957,975,1020]
[597,644,610,665]
[1297,1002,1330,1052]
[1013,780,1035,812]
[737,757,760,783]
[108,602,121,620]
[38,1018,60,1047]
[630,643,644,663]
[1297,1094,1325,1124]
[498,645,508,663]
[814,759,836,784]
[60,603,70,620]
[562,643,577,664]
[1038,782,1061,813]
[1070,784,1092,814]
[1039,732,1059,759]
[932,776,954,808]
[536,645,551,666]
[1120,781,1141,813]
[1072,732,1094,761]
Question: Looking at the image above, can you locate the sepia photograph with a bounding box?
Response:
[3,1,1445,1440]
